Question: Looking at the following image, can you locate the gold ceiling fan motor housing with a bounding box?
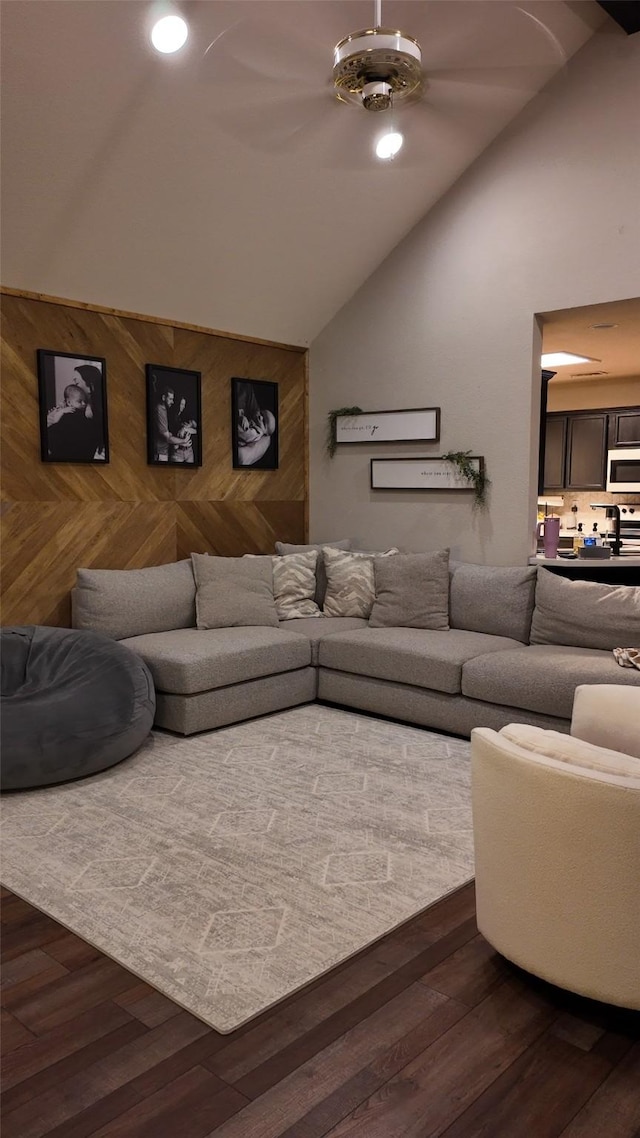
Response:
[333,27,424,112]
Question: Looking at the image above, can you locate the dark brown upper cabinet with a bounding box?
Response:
[609,408,640,447]
[542,404,640,492]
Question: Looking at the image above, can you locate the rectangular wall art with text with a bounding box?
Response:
[371,456,484,490]
[336,407,440,445]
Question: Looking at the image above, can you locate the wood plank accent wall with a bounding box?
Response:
[0,290,308,627]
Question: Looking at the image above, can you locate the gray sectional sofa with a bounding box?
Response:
[71,556,640,737]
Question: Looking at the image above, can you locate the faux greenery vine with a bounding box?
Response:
[326,406,363,458]
[442,450,490,509]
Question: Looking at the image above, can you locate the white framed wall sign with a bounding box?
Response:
[335,407,440,445]
[371,456,484,490]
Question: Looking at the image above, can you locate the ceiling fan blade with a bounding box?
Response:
[425,63,559,94]
[209,90,335,155]
[201,14,330,89]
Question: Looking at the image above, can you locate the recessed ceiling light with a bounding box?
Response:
[589,322,618,329]
[375,131,403,160]
[151,14,188,54]
[541,352,596,367]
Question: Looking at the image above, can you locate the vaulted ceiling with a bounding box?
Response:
[1,1,608,345]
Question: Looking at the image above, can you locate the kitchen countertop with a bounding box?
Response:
[529,555,640,568]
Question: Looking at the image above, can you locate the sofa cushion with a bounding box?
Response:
[72,561,196,640]
[462,644,640,720]
[275,540,352,606]
[322,547,399,618]
[245,551,322,619]
[369,550,450,630]
[450,562,536,643]
[280,616,368,664]
[191,553,279,629]
[500,723,640,779]
[120,627,311,695]
[530,568,640,651]
[319,627,523,694]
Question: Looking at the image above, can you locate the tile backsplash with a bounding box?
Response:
[540,490,640,533]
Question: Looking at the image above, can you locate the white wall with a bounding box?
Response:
[309,27,640,565]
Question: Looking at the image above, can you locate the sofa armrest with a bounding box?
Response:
[571,684,640,759]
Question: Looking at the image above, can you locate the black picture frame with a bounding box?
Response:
[146,364,202,467]
[231,378,279,470]
[37,349,109,464]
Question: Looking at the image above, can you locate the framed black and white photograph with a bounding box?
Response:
[37,349,109,464]
[335,407,440,445]
[371,456,484,490]
[231,377,279,469]
[146,364,202,466]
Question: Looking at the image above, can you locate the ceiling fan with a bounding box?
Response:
[198,0,567,166]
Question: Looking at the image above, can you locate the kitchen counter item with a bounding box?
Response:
[578,546,612,559]
[536,516,561,559]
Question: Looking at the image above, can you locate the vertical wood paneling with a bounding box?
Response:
[0,291,307,627]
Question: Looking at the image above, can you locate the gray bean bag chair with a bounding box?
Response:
[1,626,156,790]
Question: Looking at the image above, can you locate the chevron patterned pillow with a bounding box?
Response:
[244,551,322,619]
[322,547,399,618]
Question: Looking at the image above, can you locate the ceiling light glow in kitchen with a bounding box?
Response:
[541,352,595,367]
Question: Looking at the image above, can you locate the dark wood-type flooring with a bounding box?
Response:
[2,882,639,1138]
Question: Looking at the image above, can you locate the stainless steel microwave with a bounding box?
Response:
[606,448,640,491]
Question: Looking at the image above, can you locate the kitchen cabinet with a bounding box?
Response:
[609,409,640,447]
[543,411,607,491]
[542,405,640,492]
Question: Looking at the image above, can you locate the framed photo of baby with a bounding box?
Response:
[146,364,202,467]
[231,378,279,470]
[37,349,109,464]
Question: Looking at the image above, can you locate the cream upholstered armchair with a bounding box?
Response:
[471,684,640,1010]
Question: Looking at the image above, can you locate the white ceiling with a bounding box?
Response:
[1,0,605,345]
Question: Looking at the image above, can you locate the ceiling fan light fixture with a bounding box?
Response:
[333,27,423,110]
[375,130,403,159]
[151,13,188,54]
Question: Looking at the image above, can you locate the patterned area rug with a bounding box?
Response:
[0,706,473,1033]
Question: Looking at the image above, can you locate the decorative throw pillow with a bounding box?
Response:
[275,539,352,607]
[369,550,450,629]
[529,568,640,650]
[244,551,322,619]
[191,553,278,629]
[72,561,196,640]
[322,546,399,618]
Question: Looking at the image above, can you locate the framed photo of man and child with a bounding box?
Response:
[37,349,110,464]
[145,364,202,467]
[231,377,279,470]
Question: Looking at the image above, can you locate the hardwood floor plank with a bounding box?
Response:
[43,932,102,971]
[1,948,66,990]
[114,987,182,1028]
[82,1067,246,1138]
[1,1012,212,1138]
[7,958,142,1035]
[0,1009,37,1054]
[558,1042,640,1137]
[418,933,508,1007]
[439,1032,614,1137]
[318,975,557,1138]
[275,996,469,1138]
[200,984,464,1138]
[1,914,68,960]
[2,962,70,1010]
[1,1020,146,1115]
[1,1000,137,1096]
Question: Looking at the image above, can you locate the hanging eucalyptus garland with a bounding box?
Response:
[326,407,363,458]
[442,450,490,509]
